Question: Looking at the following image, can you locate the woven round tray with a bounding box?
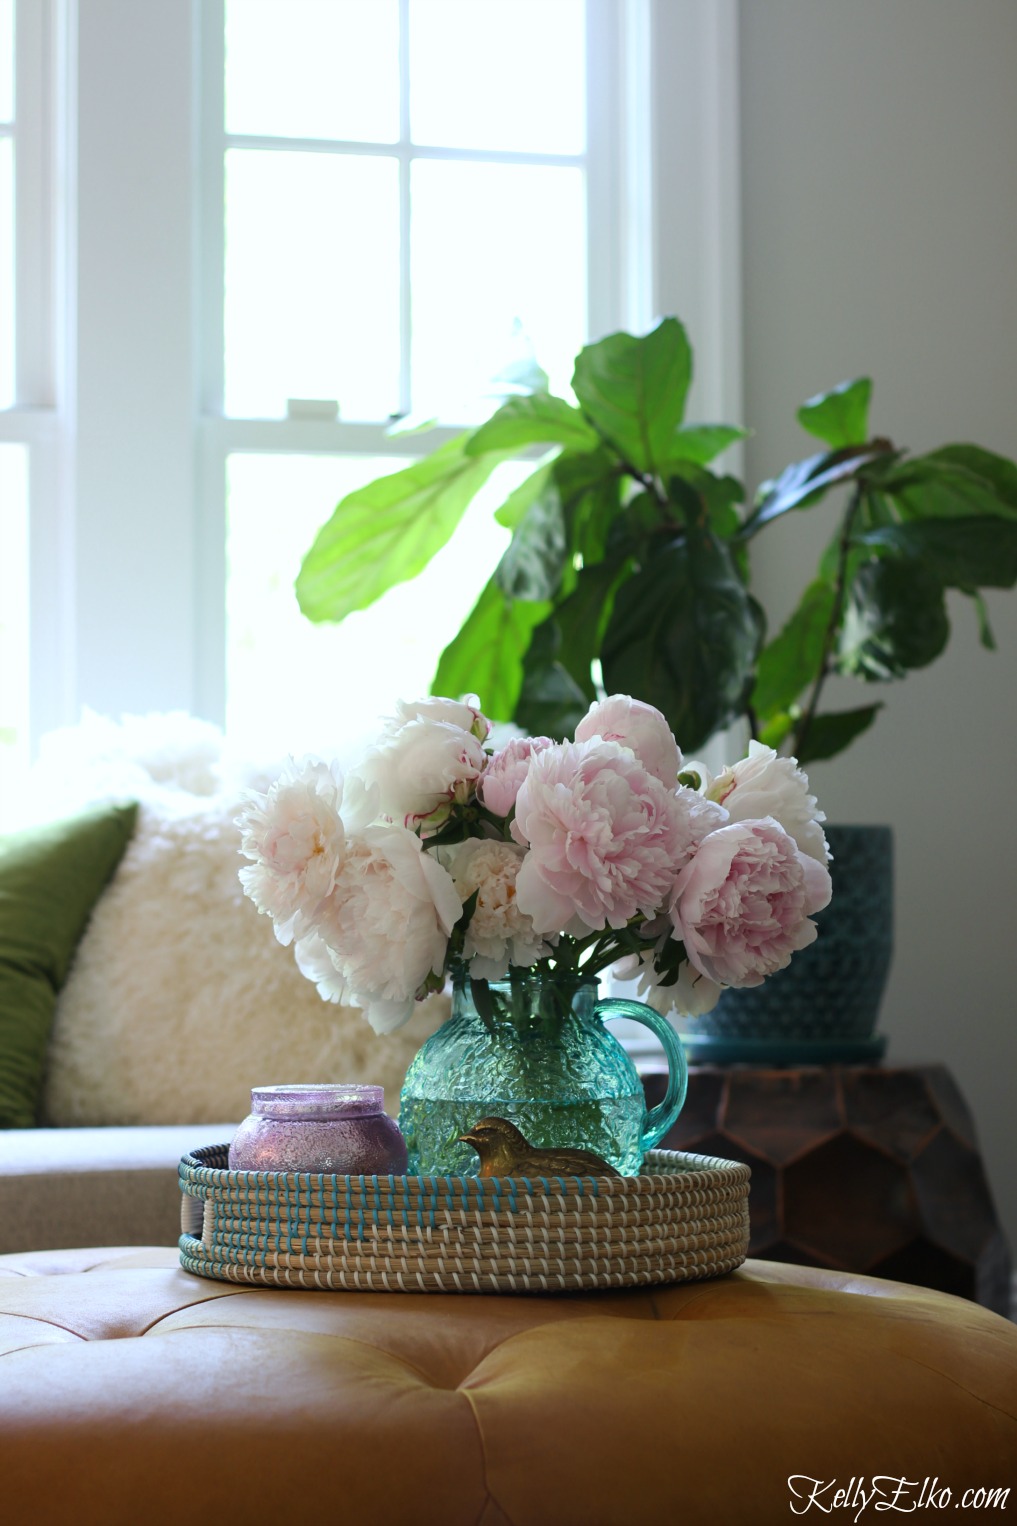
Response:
[179,1143,750,1294]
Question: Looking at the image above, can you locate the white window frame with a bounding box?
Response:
[8,0,741,752]
[0,0,73,752]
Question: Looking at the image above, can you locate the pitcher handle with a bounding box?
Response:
[595,997,688,1157]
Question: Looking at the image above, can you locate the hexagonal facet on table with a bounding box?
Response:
[910,1128,1000,1260]
[841,1068,941,1159]
[722,1069,841,1163]
[784,1133,915,1268]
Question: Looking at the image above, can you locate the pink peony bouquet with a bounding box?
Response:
[236,694,832,1035]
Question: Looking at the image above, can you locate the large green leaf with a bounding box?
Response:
[432,579,552,722]
[795,704,883,765]
[855,518,1017,589]
[494,485,568,601]
[752,579,836,720]
[546,557,631,699]
[879,455,1017,522]
[600,530,764,751]
[837,558,949,680]
[742,443,892,536]
[556,449,625,568]
[571,318,692,475]
[493,461,554,530]
[926,445,1017,511]
[515,623,592,739]
[665,423,749,468]
[797,378,872,448]
[666,464,745,540]
[465,393,600,456]
[297,436,507,622]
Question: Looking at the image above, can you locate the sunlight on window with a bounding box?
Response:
[409,0,585,155]
[224,149,401,419]
[225,452,523,753]
[225,0,399,144]
[0,138,13,409]
[0,445,29,828]
[411,159,585,409]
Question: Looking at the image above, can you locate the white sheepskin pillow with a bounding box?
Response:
[37,713,448,1127]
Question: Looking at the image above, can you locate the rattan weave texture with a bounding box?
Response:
[179,1144,750,1293]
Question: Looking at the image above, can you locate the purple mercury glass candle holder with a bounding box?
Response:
[228,1084,408,1175]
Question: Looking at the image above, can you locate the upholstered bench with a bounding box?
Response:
[1,1248,1014,1526]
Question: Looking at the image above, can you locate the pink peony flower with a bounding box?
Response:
[512,738,698,934]
[477,735,554,818]
[705,741,829,864]
[575,694,682,787]
[236,757,347,945]
[671,817,832,989]
[313,823,462,1033]
[443,837,553,978]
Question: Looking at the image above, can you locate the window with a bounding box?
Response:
[2,0,740,802]
[0,0,61,825]
[205,0,601,749]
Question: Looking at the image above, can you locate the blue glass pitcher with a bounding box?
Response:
[399,963,688,1176]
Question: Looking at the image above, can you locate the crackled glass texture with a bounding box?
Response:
[229,1084,408,1175]
[399,967,687,1177]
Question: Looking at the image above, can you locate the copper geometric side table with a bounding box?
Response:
[643,1062,1012,1317]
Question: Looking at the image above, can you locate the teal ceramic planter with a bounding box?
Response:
[678,825,893,1066]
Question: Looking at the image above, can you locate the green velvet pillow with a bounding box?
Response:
[0,802,138,1128]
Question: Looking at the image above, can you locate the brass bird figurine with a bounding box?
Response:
[459,1117,621,1178]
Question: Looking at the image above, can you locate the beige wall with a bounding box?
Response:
[737,1,1017,1258]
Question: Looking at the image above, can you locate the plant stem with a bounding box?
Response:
[790,483,864,760]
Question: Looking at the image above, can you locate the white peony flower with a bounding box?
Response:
[314,823,462,1033]
[350,712,488,830]
[612,950,722,1018]
[293,929,353,1004]
[574,694,683,787]
[443,837,552,979]
[704,741,830,864]
[236,756,347,945]
[391,694,490,741]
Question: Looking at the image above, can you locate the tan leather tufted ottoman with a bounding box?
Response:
[1,1248,1015,1526]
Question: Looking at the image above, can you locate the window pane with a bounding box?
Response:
[0,137,11,408]
[411,159,585,411]
[0,0,12,124]
[409,0,585,155]
[225,0,399,143]
[0,444,29,829]
[224,149,401,420]
[226,452,517,750]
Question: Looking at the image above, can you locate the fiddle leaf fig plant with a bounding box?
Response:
[296,318,1017,763]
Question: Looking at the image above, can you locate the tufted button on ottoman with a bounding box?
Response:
[1,1247,1015,1526]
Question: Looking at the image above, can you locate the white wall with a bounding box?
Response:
[736,1,1017,1258]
